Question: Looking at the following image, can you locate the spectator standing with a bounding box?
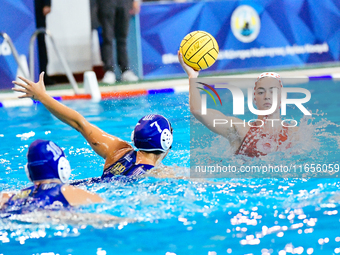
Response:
[34,0,56,85]
[96,0,140,84]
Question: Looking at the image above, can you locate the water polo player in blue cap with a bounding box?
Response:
[12,74,173,178]
[0,139,104,214]
[102,114,173,177]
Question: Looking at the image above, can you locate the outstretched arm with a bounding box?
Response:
[178,51,246,141]
[12,73,132,160]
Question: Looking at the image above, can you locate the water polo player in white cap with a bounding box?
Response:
[179,51,298,157]
[12,74,173,178]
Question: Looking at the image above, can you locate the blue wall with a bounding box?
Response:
[2,0,339,87]
[140,0,340,78]
[0,0,36,90]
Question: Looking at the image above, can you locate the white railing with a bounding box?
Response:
[29,28,80,94]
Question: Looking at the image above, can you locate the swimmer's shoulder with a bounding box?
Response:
[0,192,15,209]
[104,138,134,169]
[144,165,187,179]
[288,125,299,136]
[106,135,133,152]
[235,123,250,139]
[61,185,104,206]
[286,125,300,143]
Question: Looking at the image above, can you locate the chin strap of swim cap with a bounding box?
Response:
[57,156,71,183]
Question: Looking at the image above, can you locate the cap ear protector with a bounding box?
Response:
[57,157,71,183]
[26,140,71,183]
[132,114,173,152]
[161,128,172,151]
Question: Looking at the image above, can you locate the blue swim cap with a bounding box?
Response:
[132,114,173,152]
[25,139,71,183]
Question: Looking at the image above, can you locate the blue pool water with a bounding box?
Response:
[1,80,340,255]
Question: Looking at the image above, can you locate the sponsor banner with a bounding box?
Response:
[0,0,37,90]
[140,0,340,78]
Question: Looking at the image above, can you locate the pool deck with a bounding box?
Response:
[1,66,340,105]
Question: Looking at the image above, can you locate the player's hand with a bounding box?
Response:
[178,51,199,79]
[12,72,47,101]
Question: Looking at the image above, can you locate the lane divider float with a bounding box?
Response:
[1,73,337,108]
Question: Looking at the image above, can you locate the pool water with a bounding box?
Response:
[1,80,340,255]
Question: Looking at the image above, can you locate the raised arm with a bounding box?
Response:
[12,73,132,160]
[178,52,247,141]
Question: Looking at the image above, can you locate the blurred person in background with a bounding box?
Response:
[34,0,56,85]
[95,0,140,84]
